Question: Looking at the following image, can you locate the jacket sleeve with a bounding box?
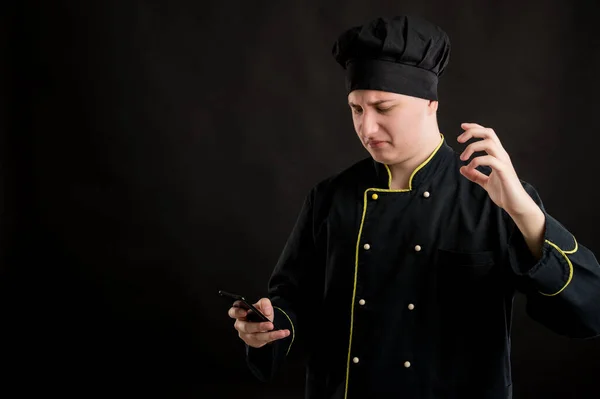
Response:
[505,181,600,339]
[246,186,325,381]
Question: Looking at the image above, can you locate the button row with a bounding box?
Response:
[353,298,415,367]
[356,299,414,310]
[351,357,411,368]
[370,191,431,200]
[357,188,424,372]
[363,243,422,252]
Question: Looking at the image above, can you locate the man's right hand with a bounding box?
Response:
[229,297,291,348]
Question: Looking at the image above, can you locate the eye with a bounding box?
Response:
[376,107,391,113]
[351,107,363,115]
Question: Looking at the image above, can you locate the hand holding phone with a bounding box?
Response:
[219,290,271,322]
[221,290,291,348]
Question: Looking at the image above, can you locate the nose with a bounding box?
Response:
[360,110,379,142]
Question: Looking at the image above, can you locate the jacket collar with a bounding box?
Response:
[372,134,453,191]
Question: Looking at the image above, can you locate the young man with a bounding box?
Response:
[227,15,600,398]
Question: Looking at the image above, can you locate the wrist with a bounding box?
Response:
[506,191,541,219]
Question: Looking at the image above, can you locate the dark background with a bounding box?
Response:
[3,0,600,398]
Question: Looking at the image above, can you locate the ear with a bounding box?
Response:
[427,100,439,114]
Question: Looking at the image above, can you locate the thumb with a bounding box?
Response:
[255,297,274,319]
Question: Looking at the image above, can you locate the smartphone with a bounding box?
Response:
[218,290,271,323]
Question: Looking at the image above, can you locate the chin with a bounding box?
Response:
[368,150,395,165]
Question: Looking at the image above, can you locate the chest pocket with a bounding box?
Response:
[434,249,499,317]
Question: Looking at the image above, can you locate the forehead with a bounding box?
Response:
[348,89,403,103]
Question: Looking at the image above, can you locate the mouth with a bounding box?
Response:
[367,140,387,148]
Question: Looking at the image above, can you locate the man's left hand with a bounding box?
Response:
[457,122,536,216]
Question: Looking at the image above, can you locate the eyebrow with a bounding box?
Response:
[348,99,395,107]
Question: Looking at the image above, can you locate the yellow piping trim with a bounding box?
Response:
[273,306,295,355]
[343,134,445,398]
[538,236,578,296]
[344,189,368,399]
[562,236,578,254]
[384,134,445,190]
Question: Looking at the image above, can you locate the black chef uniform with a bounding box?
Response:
[244,15,600,399]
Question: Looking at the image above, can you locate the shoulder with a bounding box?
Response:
[310,157,373,196]
[299,157,373,215]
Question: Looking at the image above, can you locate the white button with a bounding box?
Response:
[423,191,430,198]
[353,357,360,364]
[363,243,371,250]
[404,361,411,368]
[358,299,366,306]
[414,245,422,252]
[408,304,415,310]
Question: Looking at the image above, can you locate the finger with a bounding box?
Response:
[461,122,484,129]
[228,306,247,319]
[255,297,274,319]
[457,127,501,145]
[459,138,502,161]
[460,164,489,187]
[250,329,291,344]
[465,154,505,172]
[457,127,490,142]
[235,319,274,334]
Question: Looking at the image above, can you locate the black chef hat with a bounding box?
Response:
[332,15,451,101]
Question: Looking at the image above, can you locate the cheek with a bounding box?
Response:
[352,115,361,130]
[395,108,424,128]
[386,111,421,140]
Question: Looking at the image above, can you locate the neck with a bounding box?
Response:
[388,130,442,190]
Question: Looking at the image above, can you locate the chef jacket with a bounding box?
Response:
[245,135,600,399]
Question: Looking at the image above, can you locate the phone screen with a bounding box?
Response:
[218,290,271,322]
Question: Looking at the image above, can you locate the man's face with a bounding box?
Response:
[348,89,437,165]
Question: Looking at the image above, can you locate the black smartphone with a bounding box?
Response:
[218,290,271,323]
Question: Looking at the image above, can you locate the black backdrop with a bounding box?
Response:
[3,0,600,398]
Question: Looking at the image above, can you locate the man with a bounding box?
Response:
[227,15,600,398]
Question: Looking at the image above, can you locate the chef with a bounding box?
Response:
[227,15,600,399]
